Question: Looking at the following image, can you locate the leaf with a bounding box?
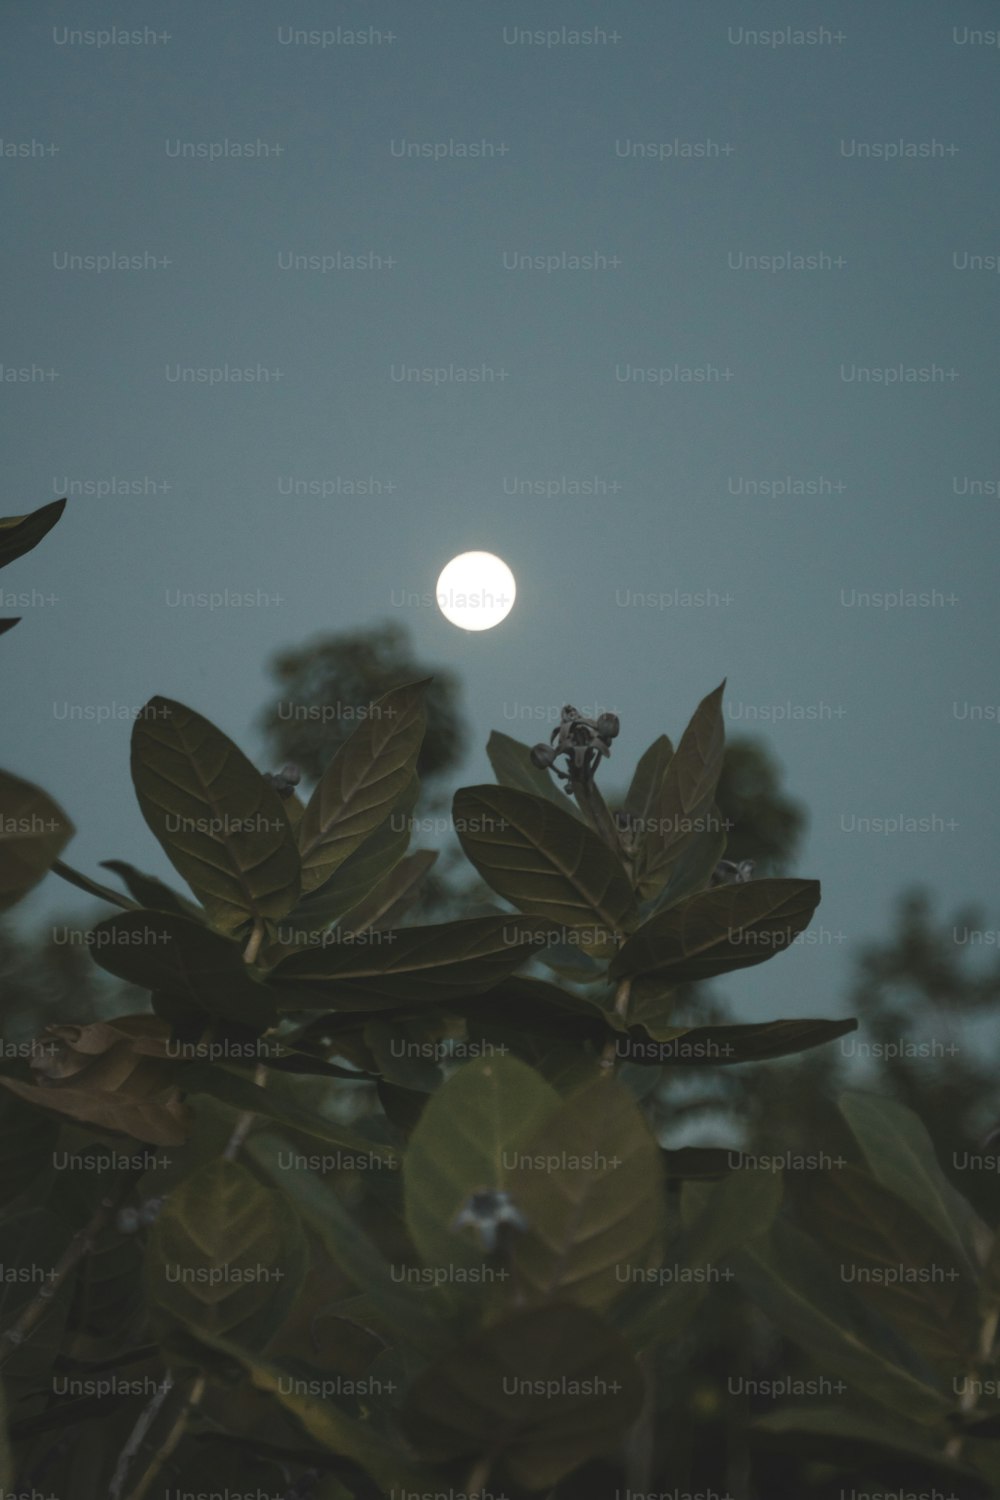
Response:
[839,1090,986,1273]
[638,806,727,915]
[185,1329,425,1493]
[0,497,65,570]
[100,859,203,919]
[486,730,582,813]
[145,1158,306,1350]
[43,859,137,911]
[610,877,821,984]
[131,697,301,935]
[739,1219,952,1424]
[341,849,438,935]
[636,681,726,900]
[619,1168,781,1348]
[398,1303,644,1489]
[278,776,418,944]
[247,1132,450,1356]
[0,1075,190,1147]
[271,915,558,1012]
[403,1055,560,1276]
[509,1075,665,1310]
[753,1408,991,1496]
[453,784,638,947]
[0,619,19,637]
[177,1064,398,1162]
[0,1089,59,1207]
[797,1165,979,1367]
[623,734,674,823]
[0,769,74,912]
[87,911,277,1030]
[297,680,428,894]
[620,1017,858,1066]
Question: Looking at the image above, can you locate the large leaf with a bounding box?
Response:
[486,729,582,813]
[403,1055,560,1276]
[636,681,726,900]
[145,1158,306,1350]
[0,769,74,912]
[398,1303,644,1489]
[637,805,727,916]
[753,1407,991,1496]
[797,1165,979,1367]
[341,849,438,935]
[271,915,557,1011]
[0,497,65,570]
[623,734,674,823]
[0,1074,190,1147]
[177,1064,397,1162]
[618,1016,858,1066]
[453,784,638,948]
[297,679,428,894]
[87,911,277,1030]
[186,1329,425,1493]
[740,1219,952,1423]
[610,877,821,985]
[619,1168,781,1348]
[509,1075,665,1310]
[278,775,418,944]
[839,1090,987,1273]
[248,1132,450,1356]
[131,697,301,935]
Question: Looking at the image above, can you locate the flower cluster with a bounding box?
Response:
[530,705,620,790]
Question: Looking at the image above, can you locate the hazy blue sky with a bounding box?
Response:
[3,0,998,1023]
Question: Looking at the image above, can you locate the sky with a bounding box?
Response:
[2,0,998,1026]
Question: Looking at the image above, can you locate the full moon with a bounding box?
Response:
[435,551,516,631]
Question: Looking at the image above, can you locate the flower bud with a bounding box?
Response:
[530,743,557,769]
[596,713,620,741]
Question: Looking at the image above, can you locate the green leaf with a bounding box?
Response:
[145,1158,306,1350]
[272,915,558,1012]
[184,1329,425,1493]
[88,911,278,1030]
[797,1165,979,1368]
[619,1168,781,1348]
[131,697,301,935]
[453,784,638,947]
[635,681,726,900]
[100,859,203,919]
[0,769,74,912]
[610,877,821,984]
[177,1064,397,1162]
[620,1017,858,1066]
[638,806,727,915]
[623,734,674,823]
[509,1075,665,1310]
[0,497,65,571]
[0,1090,59,1207]
[278,776,418,945]
[297,680,428,894]
[247,1131,451,1356]
[486,729,582,813]
[0,620,19,637]
[839,1090,987,1273]
[403,1055,559,1276]
[341,849,438,935]
[46,858,137,911]
[740,1219,952,1424]
[398,1303,644,1489]
[752,1407,991,1496]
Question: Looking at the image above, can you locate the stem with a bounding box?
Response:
[222,1061,268,1161]
[51,859,137,911]
[600,978,632,1071]
[108,1372,174,1500]
[463,1455,493,1493]
[0,1190,123,1368]
[242,915,265,966]
[572,778,623,854]
[945,1304,999,1458]
[110,1369,206,1500]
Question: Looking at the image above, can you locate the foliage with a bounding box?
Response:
[0,498,996,1498]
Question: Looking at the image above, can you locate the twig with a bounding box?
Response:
[600,978,632,1071]
[110,1369,206,1500]
[222,1061,269,1161]
[108,1372,175,1500]
[0,1190,123,1369]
